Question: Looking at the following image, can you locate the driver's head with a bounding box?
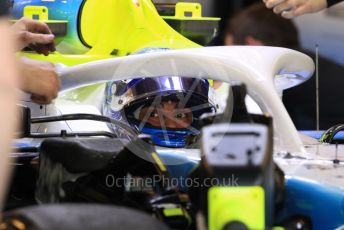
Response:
[103,76,218,147]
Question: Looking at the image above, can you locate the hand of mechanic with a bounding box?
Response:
[19,57,60,104]
[263,0,327,18]
[12,17,56,55]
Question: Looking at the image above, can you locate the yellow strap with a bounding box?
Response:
[151,152,167,172]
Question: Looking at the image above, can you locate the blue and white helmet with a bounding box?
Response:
[103,76,218,148]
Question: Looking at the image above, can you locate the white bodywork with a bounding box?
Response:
[22,46,344,188]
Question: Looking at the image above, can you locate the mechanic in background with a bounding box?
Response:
[225,2,344,130]
[263,0,343,18]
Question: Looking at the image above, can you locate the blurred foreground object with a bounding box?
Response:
[0,19,18,213]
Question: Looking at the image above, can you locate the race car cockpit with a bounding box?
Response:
[3,46,344,230]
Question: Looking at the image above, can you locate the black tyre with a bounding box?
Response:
[1,204,169,230]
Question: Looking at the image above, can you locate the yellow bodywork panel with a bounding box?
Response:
[208,186,265,230]
[24,6,49,21]
[21,0,200,66]
[79,0,199,57]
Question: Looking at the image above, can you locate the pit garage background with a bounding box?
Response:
[154,0,344,66]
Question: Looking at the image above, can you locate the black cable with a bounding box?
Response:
[29,131,117,138]
[13,147,38,153]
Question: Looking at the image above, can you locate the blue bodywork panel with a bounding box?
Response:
[300,130,344,140]
[278,177,344,229]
